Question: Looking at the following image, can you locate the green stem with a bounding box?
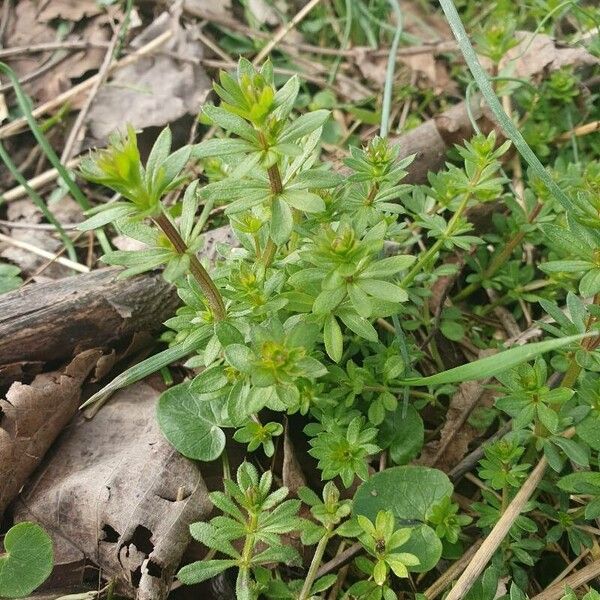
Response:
[454,201,543,302]
[401,189,474,288]
[298,529,332,600]
[153,213,226,320]
[262,163,284,268]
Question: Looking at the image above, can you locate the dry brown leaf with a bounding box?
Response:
[38,0,103,22]
[4,1,112,104]
[14,381,211,600]
[496,31,598,78]
[419,351,497,472]
[0,349,102,520]
[86,11,211,143]
[282,422,306,495]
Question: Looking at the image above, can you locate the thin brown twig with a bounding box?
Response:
[0,231,88,273]
[60,18,123,162]
[0,219,79,230]
[0,29,172,139]
[530,560,600,600]
[2,157,81,203]
[0,40,110,59]
[423,539,483,600]
[253,0,324,64]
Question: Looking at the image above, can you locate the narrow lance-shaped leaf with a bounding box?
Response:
[399,333,595,386]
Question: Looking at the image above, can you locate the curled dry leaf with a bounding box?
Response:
[501,30,599,79]
[14,381,211,600]
[0,349,103,520]
[3,0,112,104]
[419,351,497,472]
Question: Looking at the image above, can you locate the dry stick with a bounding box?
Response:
[423,539,483,600]
[0,218,79,230]
[253,0,324,64]
[0,40,110,59]
[558,120,600,140]
[530,559,600,600]
[0,231,89,273]
[2,157,81,202]
[445,455,550,600]
[60,22,122,163]
[0,29,172,139]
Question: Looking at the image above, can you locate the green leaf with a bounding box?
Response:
[396,525,441,573]
[190,366,228,393]
[324,314,343,362]
[177,559,237,585]
[271,197,294,245]
[353,466,450,572]
[354,465,452,522]
[146,127,172,182]
[552,438,589,468]
[0,522,53,598]
[576,415,600,451]
[281,190,325,213]
[558,471,600,495]
[203,105,257,142]
[580,269,600,298]
[378,404,424,465]
[339,312,379,342]
[278,109,330,143]
[361,255,416,278]
[0,262,22,295]
[79,204,135,231]
[157,383,226,461]
[192,138,253,159]
[357,279,408,303]
[401,333,593,386]
[224,344,255,373]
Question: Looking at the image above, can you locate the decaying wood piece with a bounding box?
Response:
[14,381,211,600]
[0,349,103,520]
[0,226,236,368]
[0,269,178,367]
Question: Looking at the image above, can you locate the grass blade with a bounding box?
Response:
[0,142,77,261]
[0,62,112,254]
[80,326,212,414]
[438,0,574,212]
[401,332,595,386]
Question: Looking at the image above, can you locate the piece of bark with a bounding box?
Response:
[0,226,236,369]
[0,269,178,367]
[14,381,211,600]
[0,349,103,520]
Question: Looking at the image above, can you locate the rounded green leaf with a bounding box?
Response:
[157,383,226,461]
[378,405,424,465]
[354,466,453,522]
[0,522,53,598]
[353,466,453,573]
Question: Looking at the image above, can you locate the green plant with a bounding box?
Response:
[77,51,600,597]
[0,522,53,598]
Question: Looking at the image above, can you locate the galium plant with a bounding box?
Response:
[79,56,600,597]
